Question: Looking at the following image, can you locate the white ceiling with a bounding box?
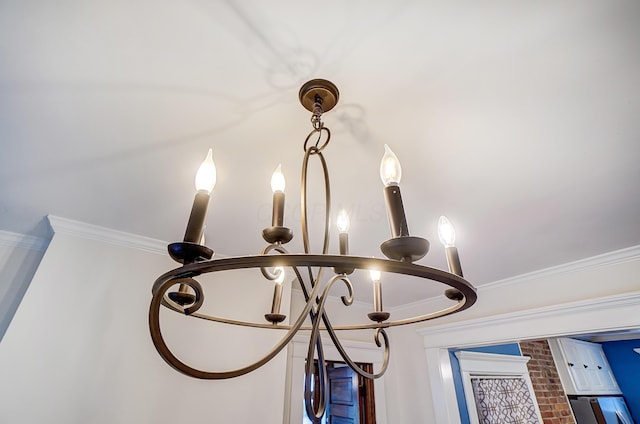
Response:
[1,0,639,307]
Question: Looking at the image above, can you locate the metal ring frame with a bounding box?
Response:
[149,79,477,423]
[151,254,476,330]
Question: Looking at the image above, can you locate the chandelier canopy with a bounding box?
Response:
[148,79,477,423]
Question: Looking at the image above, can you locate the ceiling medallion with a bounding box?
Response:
[148,79,477,422]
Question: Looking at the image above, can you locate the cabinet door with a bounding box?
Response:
[558,338,621,394]
[559,338,591,391]
[580,343,605,391]
[588,345,620,392]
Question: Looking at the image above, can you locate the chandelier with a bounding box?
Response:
[148,79,477,423]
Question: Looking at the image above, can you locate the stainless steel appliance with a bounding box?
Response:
[570,396,635,424]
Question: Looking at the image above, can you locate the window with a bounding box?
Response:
[455,351,543,424]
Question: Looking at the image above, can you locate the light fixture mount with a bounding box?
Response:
[298,78,340,112]
[149,78,477,423]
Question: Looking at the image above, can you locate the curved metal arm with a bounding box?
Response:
[259,244,317,311]
[259,244,289,281]
[304,274,351,421]
[148,270,321,380]
[327,323,390,380]
[301,146,330,288]
[304,333,328,423]
[316,276,390,380]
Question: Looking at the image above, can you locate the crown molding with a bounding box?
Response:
[482,245,640,291]
[389,245,640,313]
[0,230,50,252]
[47,215,167,255]
[418,291,640,348]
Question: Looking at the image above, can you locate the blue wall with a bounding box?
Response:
[449,343,522,424]
[601,339,640,423]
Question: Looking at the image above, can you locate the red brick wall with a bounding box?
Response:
[520,340,575,424]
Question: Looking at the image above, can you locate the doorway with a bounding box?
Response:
[286,336,388,424]
[305,360,376,424]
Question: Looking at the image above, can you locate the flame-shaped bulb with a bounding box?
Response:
[438,216,456,247]
[271,164,285,193]
[195,148,216,193]
[336,209,350,233]
[380,144,402,186]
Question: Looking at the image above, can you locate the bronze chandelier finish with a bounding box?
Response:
[149,79,477,423]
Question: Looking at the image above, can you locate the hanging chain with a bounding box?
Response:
[310,95,324,130]
[304,95,331,152]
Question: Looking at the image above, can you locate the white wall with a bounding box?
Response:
[0,230,48,340]
[0,217,291,424]
[381,323,433,423]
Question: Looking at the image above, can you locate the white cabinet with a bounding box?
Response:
[548,338,621,395]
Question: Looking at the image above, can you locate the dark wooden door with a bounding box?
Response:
[327,366,360,424]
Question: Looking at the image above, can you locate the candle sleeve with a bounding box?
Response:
[383,185,409,237]
[184,191,210,243]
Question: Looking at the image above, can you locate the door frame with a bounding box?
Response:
[284,336,388,424]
